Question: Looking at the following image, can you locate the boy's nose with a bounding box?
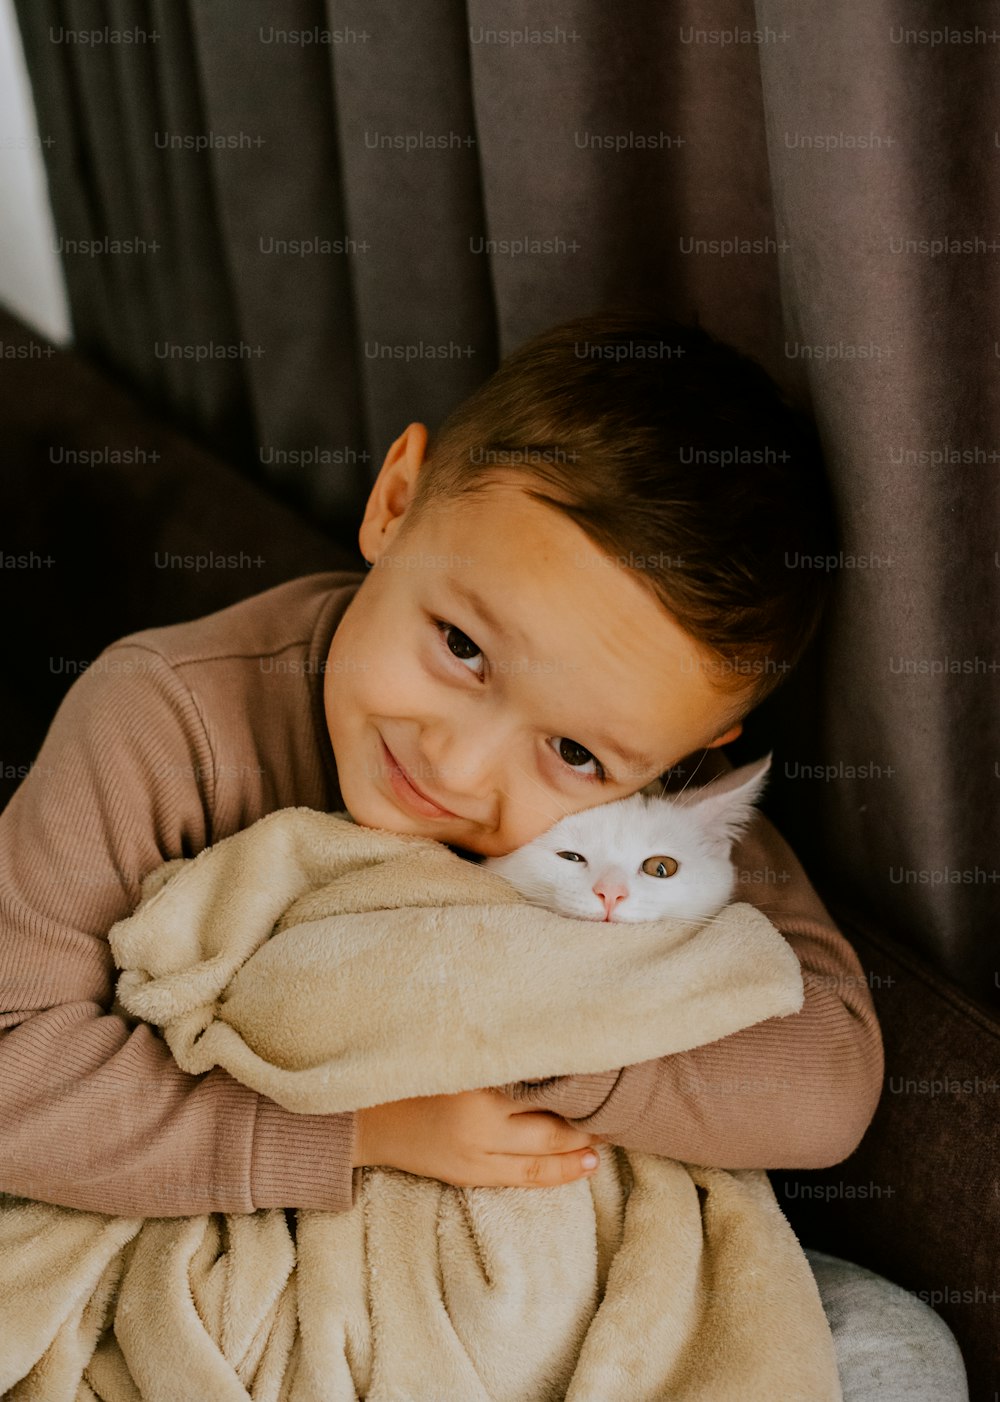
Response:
[417,721,517,817]
[593,879,628,920]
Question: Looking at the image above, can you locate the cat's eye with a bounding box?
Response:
[556,851,587,864]
[641,855,679,878]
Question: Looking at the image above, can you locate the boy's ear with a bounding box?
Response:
[676,752,773,849]
[359,423,429,559]
[705,721,743,749]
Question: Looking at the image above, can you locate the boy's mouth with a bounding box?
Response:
[379,735,460,821]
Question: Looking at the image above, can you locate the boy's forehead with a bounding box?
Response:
[415,480,693,658]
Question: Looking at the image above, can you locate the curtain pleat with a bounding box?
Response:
[10,0,1000,1004]
[61,0,147,377]
[748,0,1000,999]
[105,0,183,400]
[18,0,115,350]
[187,0,363,519]
[150,0,257,458]
[323,0,498,469]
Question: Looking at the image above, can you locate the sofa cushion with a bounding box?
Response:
[771,902,999,1393]
[0,305,359,807]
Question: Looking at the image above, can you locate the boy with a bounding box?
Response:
[0,312,967,1395]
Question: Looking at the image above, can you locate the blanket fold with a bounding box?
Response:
[0,806,843,1401]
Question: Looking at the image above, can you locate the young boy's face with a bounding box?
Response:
[324,423,747,858]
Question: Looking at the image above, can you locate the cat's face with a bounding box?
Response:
[482,755,771,924]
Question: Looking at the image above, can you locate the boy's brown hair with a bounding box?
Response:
[403,307,838,728]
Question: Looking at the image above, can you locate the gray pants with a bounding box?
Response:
[805,1249,970,1399]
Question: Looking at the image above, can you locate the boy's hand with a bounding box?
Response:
[353,1089,602,1188]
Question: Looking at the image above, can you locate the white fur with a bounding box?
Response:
[484,753,772,923]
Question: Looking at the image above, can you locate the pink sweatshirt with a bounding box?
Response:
[0,572,883,1217]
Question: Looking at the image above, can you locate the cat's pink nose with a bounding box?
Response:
[593,881,628,920]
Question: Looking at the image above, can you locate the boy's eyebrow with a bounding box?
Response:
[445,577,657,780]
[445,577,527,647]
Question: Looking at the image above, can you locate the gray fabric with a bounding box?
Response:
[12,0,1000,1008]
[805,1248,970,1401]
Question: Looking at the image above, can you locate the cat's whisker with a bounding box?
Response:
[496,760,573,826]
[648,746,735,804]
[724,901,794,918]
[647,770,668,800]
[671,747,713,799]
[687,900,803,929]
[648,911,729,928]
[642,748,712,802]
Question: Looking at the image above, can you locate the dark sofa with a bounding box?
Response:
[1,305,996,1397]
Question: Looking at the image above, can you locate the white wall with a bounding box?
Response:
[0,0,71,342]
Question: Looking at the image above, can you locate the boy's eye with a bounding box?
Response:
[437,621,483,672]
[430,618,608,783]
[550,737,606,781]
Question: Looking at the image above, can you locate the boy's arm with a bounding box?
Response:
[0,643,359,1217]
[506,755,885,1169]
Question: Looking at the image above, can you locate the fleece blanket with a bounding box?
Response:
[0,806,843,1401]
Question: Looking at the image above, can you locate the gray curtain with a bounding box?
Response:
[13,0,1000,1009]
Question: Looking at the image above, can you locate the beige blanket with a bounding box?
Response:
[0,806,842,1401]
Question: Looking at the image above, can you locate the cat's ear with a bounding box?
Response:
[679,752,772,849]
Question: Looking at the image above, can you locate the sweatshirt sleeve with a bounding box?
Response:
[0,642,359,1218]
[505,763,885,1171]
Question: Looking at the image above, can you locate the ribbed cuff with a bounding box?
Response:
[250,1096,360,1211]
[499,1069,622,1120]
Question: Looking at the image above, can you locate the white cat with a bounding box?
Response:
[482,753,772,924]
